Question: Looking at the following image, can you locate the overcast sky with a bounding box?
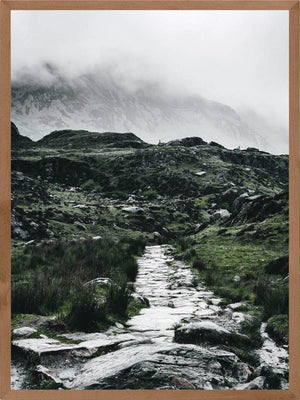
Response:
[11,10,289,143]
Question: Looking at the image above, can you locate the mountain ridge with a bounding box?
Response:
[11,64,276,152]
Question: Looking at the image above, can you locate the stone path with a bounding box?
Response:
[11,245,289,390]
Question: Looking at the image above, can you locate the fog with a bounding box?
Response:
[11,10,289,152]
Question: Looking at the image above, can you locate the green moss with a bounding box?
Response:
[40,380,61,390]
[11,313,37,330]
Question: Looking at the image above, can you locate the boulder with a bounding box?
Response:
[227,302,245,311]
[36,365,63,387]
[211,209,231,221]
[122,206,144,214]
[174,321,250,347]
[13,327,37,338]
[234,376,265,390]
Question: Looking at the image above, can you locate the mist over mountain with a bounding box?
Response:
[11,64,286,154]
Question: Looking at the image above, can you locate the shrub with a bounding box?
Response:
[143,189,158,200]
[111,191,128,200]
[240,316,263,348]
[177,237,194,252]
[82,179,96,191]
[193,259,206,271]
[12,272,65,315]
[107,279,131,316]
[11,237,145,320]
[63,285,107,332]
[255,276,288,319]
[264,256,289,276]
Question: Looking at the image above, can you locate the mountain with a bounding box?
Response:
[11,122,33,148]
[11,64,272,152]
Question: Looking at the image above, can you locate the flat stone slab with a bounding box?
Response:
[13,327,37,338]
[174,321,250,346]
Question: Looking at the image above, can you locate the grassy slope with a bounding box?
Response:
[11,129,289,341]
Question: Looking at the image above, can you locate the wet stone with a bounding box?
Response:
[11,245,289,390]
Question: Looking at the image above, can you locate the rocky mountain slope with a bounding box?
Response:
[11,123,289,390]
[11,64,271,151]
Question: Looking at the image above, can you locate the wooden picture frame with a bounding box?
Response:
[1,1,299,399]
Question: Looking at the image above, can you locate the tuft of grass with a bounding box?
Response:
[106,278,131,316]
[143,189,158,200]
[240,315,263,348]
[63,285,107,332]
[11,237,146,330]
[255,276,288,320]
[266,314,288,344]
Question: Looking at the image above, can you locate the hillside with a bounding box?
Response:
[37,129,148,149]
[11,122,33,148]
[11,123,289,390]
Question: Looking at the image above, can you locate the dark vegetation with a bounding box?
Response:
[12,237,145,331]
[11,124,289,342]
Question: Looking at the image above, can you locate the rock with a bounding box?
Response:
[171,376,195,389]
[12,338,80,356]
[11,215,28,239]
[74,221,86,231]
[234,362,252,383]
[167,301,175,308]
[115,322,124,329]
[73,204,89,209]
[67,343,239,390]
[231,312,246,324]
[92,236,102,240]
[13,327,37,338]
[195,171,206,176]
[234,376,265,390]
[13,333,137,359]
[39,334,48,339]
[239,192,249,199]
[24,239,35,246]
[210,298,222,306]
[36,365,62,387]
[211,209,231,221]
[85,277,117,288]
[227,302,244,311]
[122,206,144,214]
[131,293,150,307]
[233,275,241,283]
[174,321,250,347]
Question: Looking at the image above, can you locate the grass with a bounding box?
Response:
[255,277,288,320]
[173,216,288,340]
[266,314,288,344]
[11,236,146,331]
[63,284,107,332]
